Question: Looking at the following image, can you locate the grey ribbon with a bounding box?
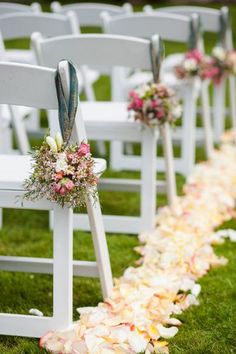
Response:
[219,7,230,48]
[150,34,165,83]
[55,61,78,145]
[188,14,201,50]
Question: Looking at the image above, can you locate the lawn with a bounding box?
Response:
[1,3,236,354]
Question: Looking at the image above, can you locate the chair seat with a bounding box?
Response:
[0,155,106,190]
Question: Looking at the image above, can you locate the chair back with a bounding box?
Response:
[102,12,201,49]
[0,2,41,15]
[33,33,163,75]
[145,5,232,49]
[0,12,78,40]
[51,1,132,27]
[0,61,85,144]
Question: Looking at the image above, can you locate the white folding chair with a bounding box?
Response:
[145,5,235,143]
[51,1,132,27]
[102,12,213,176]
[0,60,113,337]
[32,33,177,234]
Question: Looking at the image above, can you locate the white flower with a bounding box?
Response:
[183,58,198,72]
[55,152,68,173]
[55,132,63,150]
[46,136,58,153]
[212,46,226,61]
[172,105,182,119]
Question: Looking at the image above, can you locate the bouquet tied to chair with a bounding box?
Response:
[127,82,182,128]
[23,61,98,208]
[175,47,236,85]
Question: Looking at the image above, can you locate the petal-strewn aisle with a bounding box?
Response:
[41,132,236,354]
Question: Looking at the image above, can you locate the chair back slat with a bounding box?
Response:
[34,34,152,71]
[102,13,193,43]
[0,62,58,109]
[51,2,132,27]
[0,2,41,15]
[0,13,78,40]
[152,6,232,49]
[155,6,220,32]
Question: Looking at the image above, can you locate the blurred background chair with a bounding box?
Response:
[145,5,235,143]
[102,11,213,176]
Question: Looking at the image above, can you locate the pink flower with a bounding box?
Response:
[64,180,75,191]
[156,109,165,119]
[67,153,75,162]
[53,183,61,194]
[77,143,90,156]
[59,186,67,196]
[186,49,203,63]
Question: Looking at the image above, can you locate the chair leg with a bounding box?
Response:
[201,81,214,158]
[213,81,226,143]
[160,122,177,206]
[53,205,73,327]
[86,193,113,299]
[229,75,236,130]
[181,86,197,176]
[140,127,157,232]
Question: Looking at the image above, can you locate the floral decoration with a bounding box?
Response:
[40,130,236,354]
[201,46,236,85]
[23,133,98,208]
[128,83,182,127]
[175,47,236,85]
[174,49,205,80]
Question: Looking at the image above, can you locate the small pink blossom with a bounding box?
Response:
[186,49,203,63]
[59,186,67,196]
[53,183,61,193]
[77,143,90,156]
[64,180,75,191]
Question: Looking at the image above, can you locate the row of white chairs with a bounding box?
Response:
[0,2,235,339]
[0,34,173,337]
[0,4,235,236]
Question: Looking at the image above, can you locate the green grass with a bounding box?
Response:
[1,3,236,353]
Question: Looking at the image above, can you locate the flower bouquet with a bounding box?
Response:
[23,133,98,208]
[127,83,182,127]
[174,49,204,80]
[201,46,236,85]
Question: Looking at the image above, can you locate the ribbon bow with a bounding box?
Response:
[55,61,78,145]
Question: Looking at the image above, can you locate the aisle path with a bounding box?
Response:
[41,131,236,354]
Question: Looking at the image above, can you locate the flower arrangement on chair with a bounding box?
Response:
[201,47,236,85]
[127,83,182,127]
[174,49,204,80]
[24,133,98,208]
[175,47,236,85]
